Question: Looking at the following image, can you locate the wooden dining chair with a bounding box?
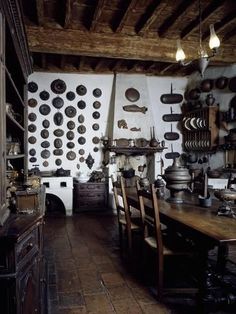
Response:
[111,175,142,255]
[136,181,198,301]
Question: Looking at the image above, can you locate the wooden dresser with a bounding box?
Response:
[73,181,108,212]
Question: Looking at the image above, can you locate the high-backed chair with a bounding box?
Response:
[111,175,142,255]
[136,181,198,301]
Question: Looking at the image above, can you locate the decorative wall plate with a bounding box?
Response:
[92,111,100,119]
[76,164,80,169]
[55,159,62,166]
[67,121,75,130]
[92,136,100,144]
[92,123,99,131]
[28,136,37,144]
[77,125,86,134]
[51,79,67,94]
[76,85,87,96]
[135,138,148,147]
[116,138,129,147]
[52,97,64,109]
[125,88,140,102]
[66,131,74,140]
[66,151,76,160]
[66,91,75,100]
[28,113,37,122]
[54,112,63,126]
[78,137,86,145]
[65,106,76,118]
[28,98,37,107]
[78,114,85,123]
[41,141,50,148]
[29,148,36,156]
[67,142,75,149]
[29,157,37,163]
[79,149,85,155]
[54,138,63,148]
[39,90,50,100]
[54,129,64,137]
[41,149,50,159]
[28,124,37,132]
[79,157,85,162]
[43,161,49,167]
[93,88,102,98]
[93,147,99,152]
[215,76,228,89]
[39,104,51,115]
[41,129,49,139]
[77,100,86,109]
[53,149,63,156]
[42,119,50,128]
[93,101,101,109]
[28,81,38,93]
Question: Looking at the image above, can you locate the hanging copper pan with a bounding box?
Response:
[160,84,183,104]
[51,79,67,94]
[215,77,228,89]
[28,81,38,93]
[125,88,140,102]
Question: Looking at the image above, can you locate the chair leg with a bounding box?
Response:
[156,256,164,301]
[118,223,123,254]
[127,228,132,256]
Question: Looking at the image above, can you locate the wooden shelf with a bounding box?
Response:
[6,112,24,131]
[5,66,25,107]
[107,146,166,155]
[6,154,25,159]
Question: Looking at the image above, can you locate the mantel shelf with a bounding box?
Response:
[106,146,166,155]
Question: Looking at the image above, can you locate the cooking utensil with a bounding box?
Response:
[162,106,182,122]
[42,119,50,128]
[164,124,179,141]
[28,113,37,122]
[29,157,37,163]
[160,83,183,104]
[66,131,74,140]
[41,129,49,139]
[53,149,63,156]
[78,137,86,145]
[215,76,228,89]
[93,88,102,97]
[79,149,85,155]
[28,136,36,144]
[54,138,62,148]
[51,79,67,94]
[43,161,49,167]
[29,148,36,156]
[78,114,85,123]
[54,129,64,137]
[92,123,99,130]
[41,141,50,148]
[77,125,86,134]
[39,90,50,100]
[65,106,77,118]
[67,120,75,130]
[92,136,100,144]
[67,142,75,149]
[77,100,86,109]
[165,144,180,159]
[28,98,37,107]
[201,79,214,92]
[28,124,37,133]
[28,81,38,93]
[66,91,75,100]
[93,101,101,109]
[125,88,140,102]
[52,96,64,109]
[76,85,87,95]
[66,151,76,161]
[39,104,51,115]
[54,112,63,126]
[92,111,100,119]
[55,159,62,166]
[41,149,50,159]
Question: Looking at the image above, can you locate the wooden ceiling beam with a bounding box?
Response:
[90,0,106,32]
[223,27,236,42]
[181,0,225,39]
[36,0,44,26]
[115,0,139,33]
[64,0,71,28]
[26,26,236,64]
[159,0,197,37]
[138,1,170,36]
[159,63,176,75]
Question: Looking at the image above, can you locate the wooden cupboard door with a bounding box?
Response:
[17,255,40,314]
[0,278,16,314]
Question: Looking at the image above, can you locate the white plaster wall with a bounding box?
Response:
[27,72,114,178]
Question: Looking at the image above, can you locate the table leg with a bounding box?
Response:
[216,244,229,277]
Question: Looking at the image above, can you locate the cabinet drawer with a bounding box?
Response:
[78,191,105,198]
[78,200,106,209]
[16,228,39,266]
[77,183,105,192]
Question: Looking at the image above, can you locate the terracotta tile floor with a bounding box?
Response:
[44,210,236,314]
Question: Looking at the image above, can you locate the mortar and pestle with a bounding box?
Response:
[198,172,212,207]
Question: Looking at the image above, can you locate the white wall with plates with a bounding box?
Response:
[27,72,114,178]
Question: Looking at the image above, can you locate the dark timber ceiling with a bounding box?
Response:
[21,0,236,76]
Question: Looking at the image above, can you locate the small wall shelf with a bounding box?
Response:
[106,146,166,156]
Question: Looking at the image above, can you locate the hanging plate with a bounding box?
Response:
[52,97,64,109]
[54,129,64,137]
[76,85,87,96]
[39,90,50,101]
[54,138,63,148]
[53,149,63,156]
[78,114,85,123]
[77,100,86,109]
[66,131,74,140]
[125,88,140,102]
[66,151,76,161]
[92,123,99,131]
[55,159,62,166]
[41,149,50,159]
[79,157,85,162]
[51,79,67,94]
[39,104,51,115]
[67,120,75,130]
[28,124,37,133]
[93,147,99,152]
[93,88,102,98]
[66,91,76,101]
[28,98,37,108]
[77,125,86,134]
[54,112,64,126]
[28,81,38,93]
[65,106,77,118]
[42,119,50,128]
[92,136,100,144]
[92,111,100,119]
[41,141,50,148]
[41,129,49,139]
[29,148,36,156]
[78,137,86,145]
[93,101,101,109]
[67,142,75,149]
[28,113,37,122]
[28,136,37,144]
[79,149,85,155]
[29,157,37,163]
[43,161,49,167]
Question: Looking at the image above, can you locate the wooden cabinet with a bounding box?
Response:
[0,214,47,314]
[74,182,108,212]
[0,0,32,226]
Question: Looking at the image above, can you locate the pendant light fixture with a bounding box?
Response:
[175,0,220,76]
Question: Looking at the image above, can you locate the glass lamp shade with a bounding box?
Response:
[176,39,186,62]
[209,24,220,50]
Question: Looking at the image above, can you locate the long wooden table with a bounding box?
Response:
[125,189,236,307]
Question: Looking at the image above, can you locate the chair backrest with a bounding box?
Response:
[136,181,163,253]
[111,175,131,228]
